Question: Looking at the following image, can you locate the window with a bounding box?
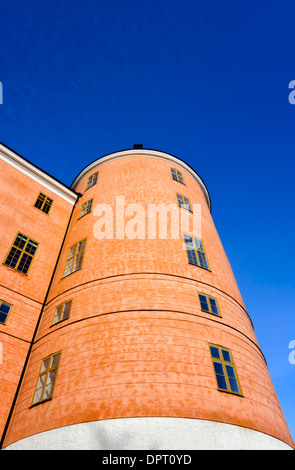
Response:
[63,239,86,278]
[32,352,61,405]
[183,234,209,270]
[198,293,220,316]
[52,300,72,325]
[0,300,12,325]
[177,193,192,211]
[209,344,242,395]
[79,199,93,218]
[4,232,39,275]
[34,193,53,215]
[171,168,184,184]
[86,172,98,190]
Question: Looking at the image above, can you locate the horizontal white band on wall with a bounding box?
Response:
[3,417,293,450]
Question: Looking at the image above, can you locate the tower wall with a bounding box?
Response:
[2,149,294,449]
[0,144,77,442]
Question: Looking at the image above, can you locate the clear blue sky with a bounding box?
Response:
[0,0,294,442]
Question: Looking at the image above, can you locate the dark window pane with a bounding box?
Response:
[198,251,209,269]
[225,365,236,379]
[210,304,219,315]
[222,349,232,363]
[43,199,52,214]
[86,199,93,214]
[5,248,21,267]
[187,250,198,266]
[14,234,27,249]
[213,362,224,375]
[201,301,209,311]
[17,254,32,274]
[209,297,219,315]
[0,311,8,323]
[0,303,11,315]
[199,294,207,302]
[229,378,240,394]
[199,294,209,311]
[62,302,71,321]
[216,374,228,390]
[209,298,219,315]
[177,171,184,184]
[25,240,38,255]
[210,346,220,359]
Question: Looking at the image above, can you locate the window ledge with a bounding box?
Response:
[29,397,53,409]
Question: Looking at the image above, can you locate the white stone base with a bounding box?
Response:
[4,418,293,450]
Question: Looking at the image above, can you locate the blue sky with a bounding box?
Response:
[0,0,294,442]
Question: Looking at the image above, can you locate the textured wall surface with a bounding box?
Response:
[0,154,75,442]
[2,150,294,449]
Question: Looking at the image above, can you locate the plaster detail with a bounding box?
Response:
[4,418,293,450]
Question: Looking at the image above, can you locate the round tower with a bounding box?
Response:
[2,148,294,450]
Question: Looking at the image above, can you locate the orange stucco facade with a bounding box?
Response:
[0,144,293,449]
[0,143,77,445]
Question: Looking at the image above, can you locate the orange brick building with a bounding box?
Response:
[0,142,293,450]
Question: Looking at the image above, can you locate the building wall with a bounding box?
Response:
[2,149,294,450]
[0,146,77,443]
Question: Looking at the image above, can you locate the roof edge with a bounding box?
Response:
[0,141,78,205]
[71,148,211,212]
